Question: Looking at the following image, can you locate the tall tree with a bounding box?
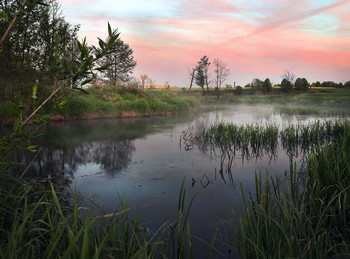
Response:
[195,55,210,95]
[262,78,272,93]
[213,59,230,99]
[294,77,309,91]
[0,0,80,93]
[98,37,136,86]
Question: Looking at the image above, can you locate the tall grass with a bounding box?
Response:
[0,173,161,258]
[236,121,350,258]
[0,170,200,258]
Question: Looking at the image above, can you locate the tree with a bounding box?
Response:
[98,37,136,86]
[0,0,80,95]
[281,70,295,85]
[187,67,195,95]
[213,58,230,99]
[321,81,337,88]
[262,78,272,93]
[314,81,321,87]
[294,77,309,91]
[344,81,350,88]
[195,55,210,95]
[235,85,243,95]
[281,78,293,93]
[251,78,263,90]
[140,74,148,90]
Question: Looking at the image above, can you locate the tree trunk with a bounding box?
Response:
[188,68,195,96]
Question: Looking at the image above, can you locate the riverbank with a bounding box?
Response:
[0,86,200,126]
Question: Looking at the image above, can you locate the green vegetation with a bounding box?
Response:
[0,172,198,258]
[61,86,198,119]
[237,121,350,258]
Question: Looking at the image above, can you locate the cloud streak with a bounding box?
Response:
[59,0,350,86]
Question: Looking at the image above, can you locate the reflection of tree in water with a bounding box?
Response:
[92,140,135,172]
[15,139,135,179]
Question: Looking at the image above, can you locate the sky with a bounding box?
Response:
[59,0,350,87]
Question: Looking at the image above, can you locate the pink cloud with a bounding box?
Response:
[60,0,350,86]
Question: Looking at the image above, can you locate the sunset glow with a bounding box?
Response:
[59,0,350,87]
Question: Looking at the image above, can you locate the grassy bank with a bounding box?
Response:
[0,86,200,124]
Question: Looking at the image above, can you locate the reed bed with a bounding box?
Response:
[237,121,350,258]
[182,120,348,169]
[182,122,279,174]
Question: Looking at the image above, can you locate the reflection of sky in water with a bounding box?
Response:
[27,105,343,258]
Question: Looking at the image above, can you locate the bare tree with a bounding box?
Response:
[213,59,230,99]
[140,74,148,90]
[281,70,296,85]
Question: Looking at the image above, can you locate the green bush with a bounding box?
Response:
[120,99,150,113]
[61,94,95,118]
[95,100,116,115]
[134,98,150,113]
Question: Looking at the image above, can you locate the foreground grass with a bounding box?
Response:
[236,121,350,258]
[0,173,197,258]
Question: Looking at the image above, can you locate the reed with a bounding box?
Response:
[236,122,350,258]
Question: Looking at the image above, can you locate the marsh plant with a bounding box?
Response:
[182,120,348,173]
[237,121,350,258]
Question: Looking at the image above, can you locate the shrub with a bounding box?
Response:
[295,77,309,91]
[62,94,95,118]
[281,79,293,92]
[235,86,243,95]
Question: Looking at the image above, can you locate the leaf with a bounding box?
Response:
[74,87,89,95]
[13,119,21,135]
[98,38,104,50]
[57,99,68,108]
[32,81,38,99]
[81,78,93,86]
[27,145,39,151]
[108,22,112,36]
[55,35,60,51]
[0,10,8,22]
[41,114,51,120]
[95,64,111,71]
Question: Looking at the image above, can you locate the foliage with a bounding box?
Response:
[97,37,136,86]
[195,55,210,94]
[251,78,263,90]
[237,121,350,258]
[262,78,272,93]
[280,78,293,92]
[235,86,243,95]
[344,81,350,88]
[294,77,309,91]
[321,81,338,88]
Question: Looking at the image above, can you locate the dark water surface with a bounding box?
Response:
[19,105,338,257]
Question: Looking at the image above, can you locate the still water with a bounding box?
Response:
[21,105,336,257]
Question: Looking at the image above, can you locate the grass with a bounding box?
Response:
[0,171,200,258]
[236,121,350,258]
[58,87,199,119]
